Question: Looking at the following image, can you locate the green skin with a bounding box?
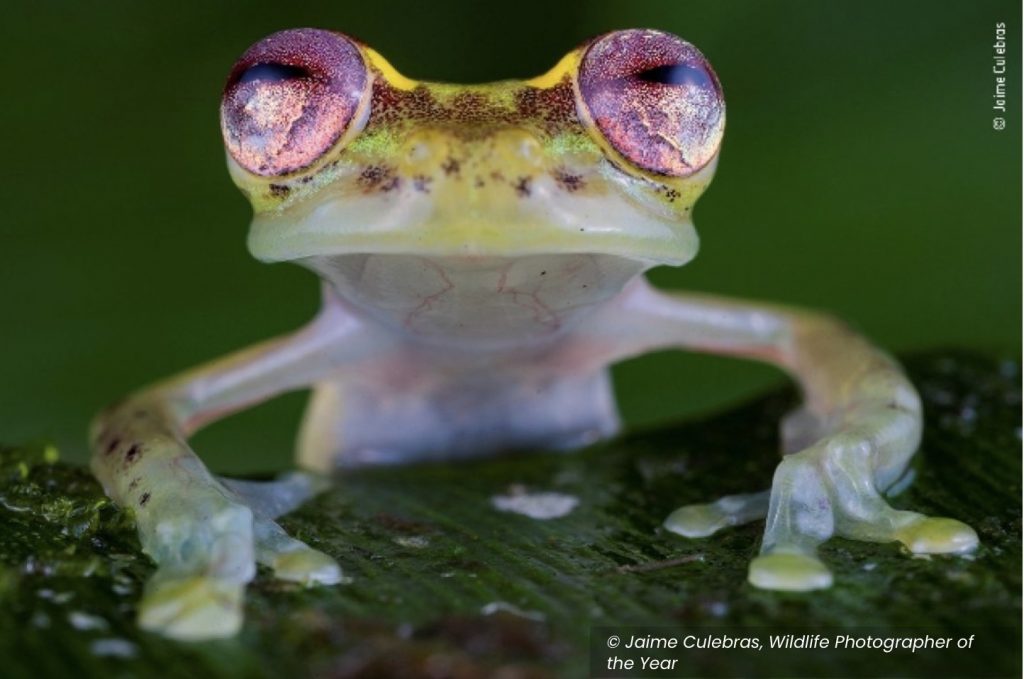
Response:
[89,29,978,641]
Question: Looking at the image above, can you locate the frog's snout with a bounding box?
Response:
[399,127,547,181]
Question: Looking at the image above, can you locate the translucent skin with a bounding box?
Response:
[90,28,978,641]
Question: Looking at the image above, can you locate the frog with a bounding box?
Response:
[90,27,979,641]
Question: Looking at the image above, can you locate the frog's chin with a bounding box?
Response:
[304,252,651,346]
[245,192,700,268]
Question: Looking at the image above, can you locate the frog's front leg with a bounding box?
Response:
[594,280,978,591]
[90,292,372,639]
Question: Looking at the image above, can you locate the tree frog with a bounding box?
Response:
[90,28,979,640]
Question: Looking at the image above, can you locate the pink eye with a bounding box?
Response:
[220,28,368,177]
[578,29,725,178]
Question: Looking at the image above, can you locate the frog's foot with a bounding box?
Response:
[663,490,770,538]
[223,471,342,585]
[135,488,254,640]
[138,568,248,640]
[136,475,341,640]
[748,435,978,592]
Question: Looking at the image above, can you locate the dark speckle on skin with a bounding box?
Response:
[553,169,584,192]
[513,76,577,135]
[139,492,151,507]
[413,175,433,193]
[359,165,389,189]
[514,176,532,197]
[381,176,401,193]
[128,478,140,491]
[125,444,141,463]
[441,157,460,175]
[105,438,121,455]
[370,72,580,140]
[269,183,291,198]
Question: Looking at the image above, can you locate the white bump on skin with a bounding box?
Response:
[490,486,579,520]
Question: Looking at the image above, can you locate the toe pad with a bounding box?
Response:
[895,517,979,554]
[748,553,833,592]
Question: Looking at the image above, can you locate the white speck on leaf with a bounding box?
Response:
[90,638,137,659]
[706,601,729,617]
[481,601,546,621]
[491,486,579,520]
[69,611,109,631]
[37,589,73,604]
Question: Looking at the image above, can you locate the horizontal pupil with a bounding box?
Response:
[236,62,309,86]
[634,63,710,89]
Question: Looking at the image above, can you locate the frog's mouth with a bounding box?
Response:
[246,174,700,268]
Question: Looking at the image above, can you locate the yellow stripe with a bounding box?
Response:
[525,50,580,88]
[364,48,419,91]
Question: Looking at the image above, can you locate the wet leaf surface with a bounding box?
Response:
[0,351,1019,678]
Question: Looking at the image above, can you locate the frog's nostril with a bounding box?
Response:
[406,141,435,164]
[517,136,543,164]
[487,130,545,169]
[400,130,450,173]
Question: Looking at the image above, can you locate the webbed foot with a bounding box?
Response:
[751,433,978,590]
[135,473,340,640]
[664,431,978,592]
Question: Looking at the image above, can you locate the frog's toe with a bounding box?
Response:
[664,490,770,538]
[664,504,730,538]
[830,492,979,556]
[748,552,833,592]
[252,514,344,586]
[138,572,245,641]
[894,516,979,554]
[264,540,343,585]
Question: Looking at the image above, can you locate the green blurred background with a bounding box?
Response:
[1,1,1019,474]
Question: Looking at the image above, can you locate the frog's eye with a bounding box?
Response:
[221,28,369,177]
[577,29,725,178]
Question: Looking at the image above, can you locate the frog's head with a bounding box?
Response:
[221,28,725,269]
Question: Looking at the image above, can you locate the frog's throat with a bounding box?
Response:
[246,203,700,267]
